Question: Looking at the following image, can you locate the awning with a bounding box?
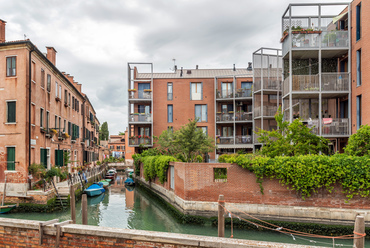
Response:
[333,11,348,24]
[217,144,253,149]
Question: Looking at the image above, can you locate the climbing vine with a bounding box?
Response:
[140,155,177,183]
[219,153,370,201]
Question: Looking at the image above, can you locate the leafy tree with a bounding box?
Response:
[344,124,370,156]
[256,108,329,157]
[99,121,109,141]
[118,131,125,135]
[157,119,215,162]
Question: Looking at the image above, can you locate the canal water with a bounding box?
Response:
[1,173,360,247]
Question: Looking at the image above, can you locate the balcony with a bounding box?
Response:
[129,136,152,146]
[254,79,280,92]
[254,106,278,118]
[129,113,152,123]
[128,90,152,100]
[216,90,233,99]
[283,73,349,95]
[216,136,234,145]
[235,135,252,144]
[321,118,349,136]
[235,88,252,98]
[235,112,252,121]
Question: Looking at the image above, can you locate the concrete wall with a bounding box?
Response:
[138,162,370,225]
[0,218,319,248]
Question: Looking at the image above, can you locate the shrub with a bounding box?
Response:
[344,124,370,156]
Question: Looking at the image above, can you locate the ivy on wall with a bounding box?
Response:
[219,153,370,201]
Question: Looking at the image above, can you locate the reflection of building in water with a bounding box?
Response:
[125,188,134,209]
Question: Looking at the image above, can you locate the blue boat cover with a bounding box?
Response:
[124,178,134,184]
[87,183,105,193]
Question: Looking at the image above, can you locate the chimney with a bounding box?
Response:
[46,46,57,65]
[233,64,236,71]
[247,62,252,71]
[0,19,6,43]
[196,65,198,70]
[180,67,183,77]
[174,65,177,71]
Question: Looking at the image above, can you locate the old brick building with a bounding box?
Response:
[0,20,102,195]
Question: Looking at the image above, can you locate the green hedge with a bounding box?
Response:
[141,155,177,183]
[219,153,370,201]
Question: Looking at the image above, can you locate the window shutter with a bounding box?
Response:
[7,101,16,123]
[7,147,15,170]
[40,148,47,168]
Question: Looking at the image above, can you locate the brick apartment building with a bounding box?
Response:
[0,20,102,194]
[127,63,254,160]
[108,135,125,158]
[128,1,369,157]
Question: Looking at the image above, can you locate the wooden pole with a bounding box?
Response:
[82,194,88,225]
[2,175,7,206]
[218,195,225,237]
[70,185,76,224]
[354,215,365,248]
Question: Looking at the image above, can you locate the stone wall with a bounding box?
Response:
[0,218,317,248]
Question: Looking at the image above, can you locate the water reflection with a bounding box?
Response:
[0,172,359,247]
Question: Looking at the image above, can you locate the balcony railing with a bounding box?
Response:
[129,136,152,146]
[254,106,278,118]
[254,79,280,91]
[235,135,252,144]
[217,90,233,99]
[129,113,152,122]
[216,136,234,145]
[283,73,349,94]
[235,89,252,98]
[321,31,349,48]
[235,112,252,121]
[128,90,152,100]
[216,112,252,122]
[216,113,233,122]
[321,73,349,91]
[321,118,349,136]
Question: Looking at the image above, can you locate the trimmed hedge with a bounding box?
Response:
[219,153,370,200]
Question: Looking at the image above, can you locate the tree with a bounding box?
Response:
[256,108,329,157]
[99,122,109,141]
[118,131,125,135]
[157,119,215,162]
[344,124,370,156]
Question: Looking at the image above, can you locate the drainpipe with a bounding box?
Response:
[82,99,86,166]
[28,44,35,173]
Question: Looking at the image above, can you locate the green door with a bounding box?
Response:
[7,147,15,170]
[55,150,64,167]
[40,148,47,168]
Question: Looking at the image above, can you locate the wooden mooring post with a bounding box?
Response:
[82,194,88,225]
[70,185,76,224]
[354,215,365,248]
[218,195,225,237]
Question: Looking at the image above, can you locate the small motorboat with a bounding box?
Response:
[105,169,117,180]
[99,180,110,189]
[124,178,135,186]
[0,204,17,214]
[84,183,105,197]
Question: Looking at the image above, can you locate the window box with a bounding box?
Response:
[50,128,58,135]
[128,89,137,92]
[64,102,68,107]
[40,127,46,133]
[55,97,61,102]
[143,89,152,92]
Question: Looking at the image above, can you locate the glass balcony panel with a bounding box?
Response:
[235,89,252,98]
[128,90,152,99]
[235,135,252,144]
[129,113,152,123]
[321,31,349,48]
[292,33,320,48]
[235,112,252,121]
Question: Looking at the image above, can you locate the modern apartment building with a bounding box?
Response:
[0,20,101,193]
[127,63,253,159]
[281,3,352,152]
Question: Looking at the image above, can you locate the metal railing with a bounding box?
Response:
[216,90,233,99]
[129,136,152,146]
[128,90,152,100]
[254,79,280,91]
[235,112,252,121]
[235,89,252,97]
[129,113,152,122]
[321,73,349,91]
[321,118,349,135]
[235,135,253,144]
[254,106,278,117]
[216,136,234,144]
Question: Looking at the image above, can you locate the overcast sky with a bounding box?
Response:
[1,0,349,135]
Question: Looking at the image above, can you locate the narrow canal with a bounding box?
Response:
[1,173,360,247]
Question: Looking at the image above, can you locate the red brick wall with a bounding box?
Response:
[141,162,370,209]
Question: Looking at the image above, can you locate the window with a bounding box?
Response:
[40,108,44,128]
[191,82,202,100]
[195,104,207,122]
[55,115,58,130]
[55,82,58,97]
[40,148,47,168]
[7,101,16,123]
[6,56,16,77]
[357,95,362,130]
[222,126,233,136]
[32,61,36,82]
[46,111,49,130]
[167,82,173,100]
[55,150,64,167]
[357,49,361,86]
[110,145,114,149]
[356,3,361,41]
[199,126,208,135]
[241,82,252,97]
[214,168,227,182]
[59,85,62,99]
[64,90,68,104]
[221,82,232,98]
[41,69,45,88]
[117,146,121,150]
[167,105,173,123]
[168,126,173,133]
[72,96,75,109]
[64,120,66,132]
[68,93,71,106]
[47,74,51,92]
[6,147,16,170]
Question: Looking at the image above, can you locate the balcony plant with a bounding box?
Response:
[50,128,58,134]
[280,26,322,43]
[128,89,137,92]
[143,89,152,92]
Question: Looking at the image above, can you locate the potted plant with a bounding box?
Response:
[50,128,58,135]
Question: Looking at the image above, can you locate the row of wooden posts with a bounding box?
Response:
[218,195,366,248]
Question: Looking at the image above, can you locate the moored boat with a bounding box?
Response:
[124,178,135,186]
[84,183,105,197]
[99,180,110,189]
[0,204,17,214]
